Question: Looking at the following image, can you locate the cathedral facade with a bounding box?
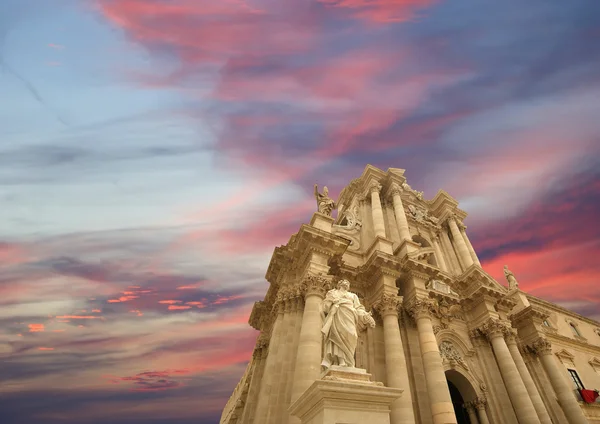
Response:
[221,165,600,424]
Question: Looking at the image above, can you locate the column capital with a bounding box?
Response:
[301,274,331,299]
[463,401,476,413]
[527,337,553,356]
[368,181,382,194]
[477,318,512,341]
[473,397,488,410]
[373,293,403,317]
[405,297,436,320]
[505,329,519,346]
[388,182,403,198]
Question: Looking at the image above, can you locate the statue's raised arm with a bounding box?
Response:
[314,184,336,217]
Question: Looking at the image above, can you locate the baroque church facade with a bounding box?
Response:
[221,165,600,424]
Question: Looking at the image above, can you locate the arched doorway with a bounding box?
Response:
[445,369,478,424]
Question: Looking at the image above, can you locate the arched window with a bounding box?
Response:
[569,322,581,337]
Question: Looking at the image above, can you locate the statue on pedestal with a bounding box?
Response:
[314,184,336,216]
[320,279,375,369]
[504,265,519,290]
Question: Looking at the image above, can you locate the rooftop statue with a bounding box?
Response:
[504,265,519,290]
[314,184,336,216]
[320,279,375,369]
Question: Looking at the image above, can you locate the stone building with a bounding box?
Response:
[220,165,600,424]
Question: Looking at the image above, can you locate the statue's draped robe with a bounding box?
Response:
[320,289,370,368]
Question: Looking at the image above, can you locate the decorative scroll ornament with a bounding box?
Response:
[373,293,402,317]
[402,181,424,200]
[314,184,336,216]
[332,202,362,252]
[529,337,553,356]
[439,341,469,370]
[407,204,439,225]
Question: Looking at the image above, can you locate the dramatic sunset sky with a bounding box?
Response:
[1,0,599,422]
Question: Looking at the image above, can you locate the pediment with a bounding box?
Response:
[589,357,600,370]
[555,349,575,362]
[454,266,508,297]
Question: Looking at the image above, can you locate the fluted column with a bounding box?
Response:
[530,338,589,424]
[369,182,386,238]
[375,294,415,424]
[408,298,457,424]
[447,216,474,269]
[480,320,540,424]
[432,232,448,272]
[389,183,411,242]
[459,225,481,266]
[474,398,490,424]
[289,275,329,423]
[506,334,553,424]
[464,402,479,424]
[254,298,286,423]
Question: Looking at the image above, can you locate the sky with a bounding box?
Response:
[0,0,599,423]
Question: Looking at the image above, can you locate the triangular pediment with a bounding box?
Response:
[589,357,600,370]
[555,349,575,362]
[455,266,508,296]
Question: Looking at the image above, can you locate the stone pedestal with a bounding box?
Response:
[289,366,403,424]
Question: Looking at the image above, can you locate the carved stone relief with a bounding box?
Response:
[439,340,469,370]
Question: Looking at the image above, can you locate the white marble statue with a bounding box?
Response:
[504,265,519,290]
[320,279,375,369]
[314,184,336,216]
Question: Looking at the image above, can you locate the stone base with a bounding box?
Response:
[310,212,334,232]
[290,366,403,424]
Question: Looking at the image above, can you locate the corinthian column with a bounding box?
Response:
[369,182,386,238]
[530,338,589,424]
[408,298,457,424]
[289,275,329,423]
[506,334,552,424]
[374,294,415,424]
[474,398,490,424]
[254,296,286,423]
[389,183,411,242]
[447,216,474,269]
[459,224,481,266]
[480,320,540,424]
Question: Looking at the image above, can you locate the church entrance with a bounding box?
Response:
[445,369,478,424]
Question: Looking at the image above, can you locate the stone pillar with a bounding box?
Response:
[474,398,490,424]
[408,299,457,424]
[480,320,540,424]
[254,298,286,423]
[375,294,415,424]
[369,182,386,239]
[389,183,411,242]
[241,335,269,423]
[506,334,553,424]
[432,232,448,272]
[459,225,481,266]
[464,402,479,424]
[530,338,589,424]
[440,227,462,274]
[447,216,474,269]
[289,275,329,424]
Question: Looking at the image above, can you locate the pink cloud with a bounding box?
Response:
[48,43,65,49]
[168,305,191,310]
[158,300,181,305]
[28,323,45,332]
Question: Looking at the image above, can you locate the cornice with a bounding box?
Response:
[542,331,600,355]
[356,251,401,288]
[527,295,600,327]
[400,257,440,281]
[509,305,550,327]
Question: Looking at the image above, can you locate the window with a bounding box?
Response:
[543,320,550,327]
[569,322,581,337]
[568,369,585,390]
